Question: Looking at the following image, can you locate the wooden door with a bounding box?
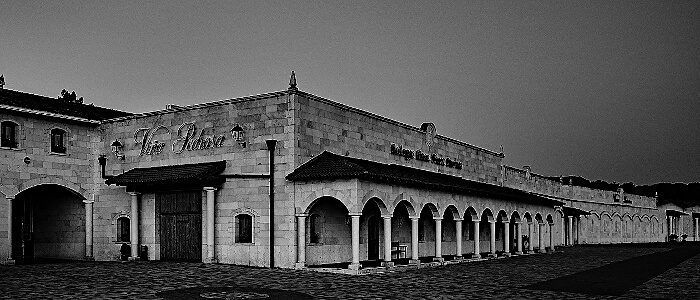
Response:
[157,191,202,261]
[368,216,380,260]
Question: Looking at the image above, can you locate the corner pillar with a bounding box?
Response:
[84,199,94,260]
[349,214,361,270]
[129,192,140,260]
[6,195,15,263]
[295,214,307,268]
[204,187,217,263]
[434,218,443,262]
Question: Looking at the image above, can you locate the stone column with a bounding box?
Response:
[548,223,555,252]
[434,218,443,262]
[84,200,94,260]
[6,195,14,262]
[488,220,497,257]
[410,216,419,263]
[204,187,217,263]
[455,219,463,259]
[567,216,573,246]
[516,222,523,255]
[561,215,566,246]
[538,223,546,253]
[382,215,393,266]
[694,218,698,242]
[129,192,140,259]
[349,214,361,270]
[295,214,306,268]
[527,222,534,253]
[503,220,511,257]
[472,220,481,258]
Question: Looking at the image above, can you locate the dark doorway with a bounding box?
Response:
[367,216,380,260]
[157,191,202,261]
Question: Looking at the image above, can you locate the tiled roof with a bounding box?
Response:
[287,151,564,206]
[106,161,227,189]
[0,88,132,121]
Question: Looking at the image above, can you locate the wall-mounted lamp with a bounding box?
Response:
[231,125,246,148]
[110,139,125,160]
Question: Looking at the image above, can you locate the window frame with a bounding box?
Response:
[50,128,67,153]
[234,213,254,244]
[116,216,130,243]
[1,121,18,148]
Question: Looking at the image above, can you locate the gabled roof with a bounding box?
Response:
[105,161,227,191]
[287,151,564,206]
[0,88,132,122]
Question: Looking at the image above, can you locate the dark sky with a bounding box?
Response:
[2,1,699,185]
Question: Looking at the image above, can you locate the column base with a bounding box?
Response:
[537,249,547,253]
[501,252,512,257]
[471,253,482,259]
[382,261,394,267]
[487,253,498,258]
[547,248,556,253]
[348,263,361,270]
[452,256,465,262]
[204,257,218,264]
[433,257,445,263]
[294,262,306,269]
[514,251,523,255]
[408,259,421,265]
[128,256,140,261]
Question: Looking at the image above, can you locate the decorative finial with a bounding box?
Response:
[289,71,297,91]
[0,74,5,89]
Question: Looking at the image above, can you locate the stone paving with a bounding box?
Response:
[0,244,698,299]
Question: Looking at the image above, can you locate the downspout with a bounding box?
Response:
[266,139,277,268]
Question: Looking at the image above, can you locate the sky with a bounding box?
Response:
[1,1,699,185]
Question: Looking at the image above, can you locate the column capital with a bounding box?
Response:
[409,216,421,220]
[5,195,15,200]
[434,217,443,221]
[453,218,464,222]
[381,214,393,219]
[82,200,95,204]
[203,187,217,192]
[295,213,309,218]
[348,213,362,218]
[128,192,141,196]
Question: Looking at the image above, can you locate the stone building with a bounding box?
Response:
[0,74,697,272]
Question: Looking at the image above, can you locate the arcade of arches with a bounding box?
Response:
[295,190,561,269]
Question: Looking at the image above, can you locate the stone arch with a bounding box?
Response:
[480,208,494,222]
[421,202,441,219]
[464,206,478,220]
[304,195,350,215]
[510,211,521,223]
[546,214,555,225]
[523,212,533,223]
[443,205,461,220]
[360,190,389,215]
[18,177,87,200]
[496,210,509,222]
[391,193,417,216]
[535,213,544,224]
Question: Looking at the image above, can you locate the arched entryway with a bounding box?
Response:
[304,196,351,266]
[12,184,86,263]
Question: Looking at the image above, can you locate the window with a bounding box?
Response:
[1,121,18,148]
[116,217,130,242]
[235,214,253,243]
[309,214,321,244]
[50,128,66,153]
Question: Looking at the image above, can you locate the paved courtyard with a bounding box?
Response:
[1,244,698,299]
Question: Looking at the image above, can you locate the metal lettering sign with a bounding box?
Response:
[132,122,237,157]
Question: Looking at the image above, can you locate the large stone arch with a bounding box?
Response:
[443,205,461,220]
[360,190,389,215]
[18,177,87,200]
[301,189,348,214]
[391,193,417,216]
[464,206,478,220]
[480,208,494,222]
[420,202,441,219]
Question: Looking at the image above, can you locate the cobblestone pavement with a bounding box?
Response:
[0,245,698,299]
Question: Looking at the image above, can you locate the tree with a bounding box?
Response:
[59,89,83,104]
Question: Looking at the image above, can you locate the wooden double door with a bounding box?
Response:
[157,191,202,262]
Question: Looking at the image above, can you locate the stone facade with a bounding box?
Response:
[1,81,697,270]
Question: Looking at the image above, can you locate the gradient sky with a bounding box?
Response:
[2,1,699,185]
